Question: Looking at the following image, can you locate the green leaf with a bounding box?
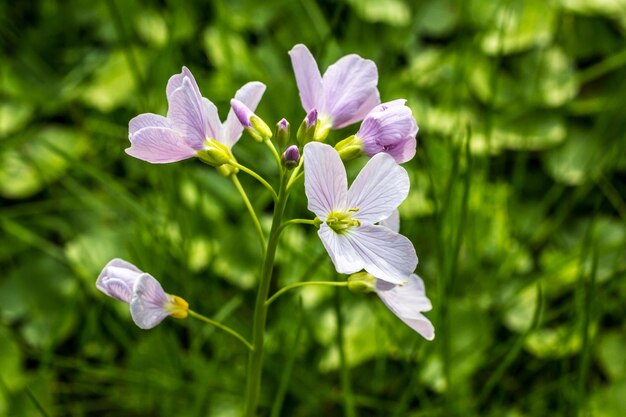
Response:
[481,0,556,55]
[0,126,88,199]
[346,0,411,27]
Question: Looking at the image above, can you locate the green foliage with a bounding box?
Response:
[1,0,625,416]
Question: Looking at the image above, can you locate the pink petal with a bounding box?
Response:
[126,127,197,163]
[166,66,199,100]
[321,54,378,128]
[344,224,417,284]
[130,273,171,329]
[202,97,222,140]
[167,77,209,149]
[347,153,409,224]
[289,44,323,113]
[303,142,348,219]
[318,223,362,275]
[376,274,434,340]
[129,113,170,135]
[222,81,266,148]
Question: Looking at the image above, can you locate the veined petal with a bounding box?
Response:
[347,90,381,128]
[318,224,362,275]
[321,54,378,128]
[96,258,143,303]
[376,274,434,340]
[289,44,323,112]
[126,127,197,163]
[344,224,417,284]
[358,100,418,164]
[303,142,348,219]
[166,66,199,100]
[129,113,170,135]
[130,273,171,329]
[167,77,208,149]
[202,97,222,141]
[348,153,409,224]
[222,81,266,148]
[379,210,400,233]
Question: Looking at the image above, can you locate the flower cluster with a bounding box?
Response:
[97,44,432,342]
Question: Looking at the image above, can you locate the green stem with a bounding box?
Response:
[286,157,305,191]
[243,170,289,417]
[188,310,253,351]
[231,175,266,248]
[334,288,356,417]
[277,218,318,235]
[266,281,348,307]
[264,139,283,169]
[232,162,278,200]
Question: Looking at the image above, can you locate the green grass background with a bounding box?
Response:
[1,0,625,416]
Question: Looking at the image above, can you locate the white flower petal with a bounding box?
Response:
[318,223,362,275]
[126,127,197,163]
[304,142,347,219]
[96,258,143,303]
[130,274,171,330]
[321,54,378,128]
[167,77,209,149]
[289,44,323,112]
[347,153,409,224]
[379,210,400,233]
[129,113,170,135]
[376,274,434,340]
[221,81,266,148]
[345,224,417,284]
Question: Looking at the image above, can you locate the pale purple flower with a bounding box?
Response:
[376,274,435,340]
[356,100,418,163]
[96,259,188,329]
[289,44,380,134]
[303,142,417,284]
[126,66,266,163]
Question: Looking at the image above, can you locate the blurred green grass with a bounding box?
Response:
[1,0,625,416]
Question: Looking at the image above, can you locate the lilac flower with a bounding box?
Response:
[356,100,418,163]
[303,142,417,284]
[96,259,189,329]
[376,274,435,340]
[126,66,266,164]
[289,44,380,138]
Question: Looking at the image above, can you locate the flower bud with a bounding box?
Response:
[296,108,318,145]
[275,118,290,147]
[334,135,364,161]
[197,139,234,167]
[282,145,300,169]
[231,99,273,142]
[347,272,376,293]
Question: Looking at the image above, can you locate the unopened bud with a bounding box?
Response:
[347,272,376,293]
[275,118,290,147]
[231,99,272,142]
[282,145,300,169]
[297,108,318,145]
[334,135,363,161]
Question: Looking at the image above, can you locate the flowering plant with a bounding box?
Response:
[97,44,432,416]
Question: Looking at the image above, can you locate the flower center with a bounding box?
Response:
[326,209,360,234]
